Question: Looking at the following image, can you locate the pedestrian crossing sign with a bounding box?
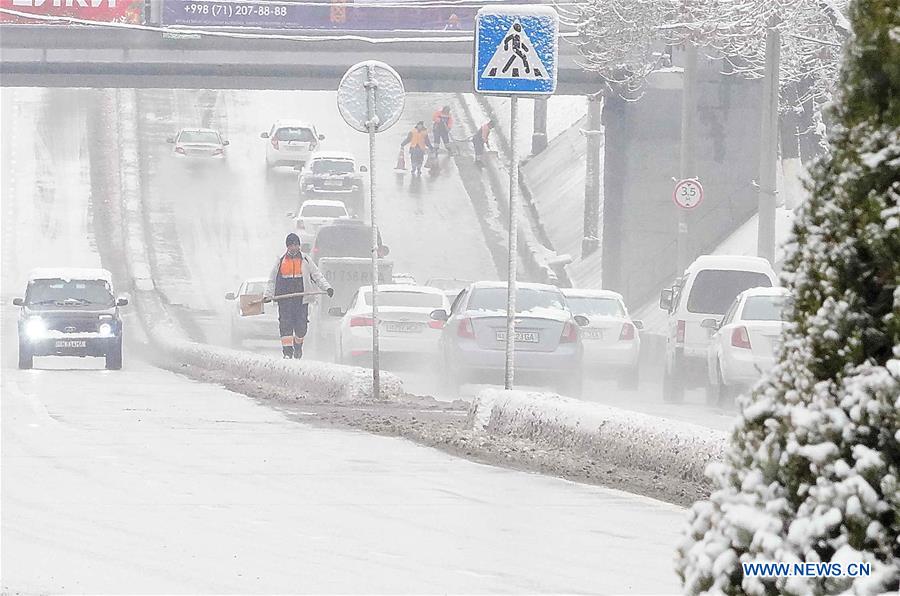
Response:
[474,6,558,96]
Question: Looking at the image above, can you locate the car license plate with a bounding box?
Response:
[385,322,420,333]
[55,340,86,348]
[495,331,539,343]
[324,180,343,188]
[582,329,604,340]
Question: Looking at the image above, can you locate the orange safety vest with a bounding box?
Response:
[279,255,303,278]
[433,110,453,129]
[409,128,429,150]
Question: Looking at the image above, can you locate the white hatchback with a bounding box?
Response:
[261,120,324,169]
[562,289,642,388]
[292,199,350,250]
[705,287,791,404]
[335,285,448,365]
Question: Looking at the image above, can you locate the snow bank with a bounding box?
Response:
[110,89,403,402]
[469,388,726,484]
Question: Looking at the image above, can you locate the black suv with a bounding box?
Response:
[311,220,389,264]
[14,269,128,370]
[298,152,367,216]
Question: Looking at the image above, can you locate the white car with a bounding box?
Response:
[562,289,642,388]
[167,128,228,163]
[705,287,791,404]
[293,199,350,250]
[298,151,367,216]
[261,120,324,169]
[225,278,278,347]
[659,255,778,403]
[335,285,449,364]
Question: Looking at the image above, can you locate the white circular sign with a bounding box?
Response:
[673,179,704,210]
[337,61,405,134]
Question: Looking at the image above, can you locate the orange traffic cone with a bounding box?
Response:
[395,149,406,171]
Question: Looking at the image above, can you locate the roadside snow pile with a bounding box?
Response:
[111,89,404,403]
[469,388,726,484]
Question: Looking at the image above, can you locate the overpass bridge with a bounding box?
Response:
[0,25,600,93]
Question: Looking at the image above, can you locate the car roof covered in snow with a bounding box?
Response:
[28,268,113,284]
[684,254,776,276]
[309,150,355,162]
[177,127,221,134]
[469,280,563,293]
[737,286,791,300]
[273,120,314,129]
[561,288,625,301]
[361,284,445,295]
[300,199,349,209]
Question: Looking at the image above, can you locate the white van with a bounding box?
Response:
[658,255,777,403]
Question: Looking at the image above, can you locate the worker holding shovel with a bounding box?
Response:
[265,233,334,359]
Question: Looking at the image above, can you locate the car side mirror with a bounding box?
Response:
[701,318,719,330]
[225,292,236,300]
[359,165,368,173]
[260,132,269,139]
[116,297,129,307]
[573,315,590,327]
[222,140,230,146]
[377,245,390,258]
[166,137,175,143]
[12,298,23,306]
[632,319,644,330]
[318,134,325,141]
[430,309,449,322]
[328,307,344,317]
[659,288,673,311]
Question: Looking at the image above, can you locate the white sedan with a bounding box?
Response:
[335,285,449,365]
[225,278,278,347]
[292,199,350,250]
[562,289,642,388]
[167,127,228,163]
[704,286,791,404]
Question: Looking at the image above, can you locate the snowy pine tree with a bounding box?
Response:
[675,0,899,593]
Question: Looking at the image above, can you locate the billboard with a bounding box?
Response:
[0,0,143,23]
[161,0,480,30]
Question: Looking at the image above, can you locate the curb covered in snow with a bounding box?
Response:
[469,388,727,485]
[109,89,404,402]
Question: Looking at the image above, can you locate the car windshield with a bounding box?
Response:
[25,278,114,306]
[315,226,372,257]
[301,204,348,218]
[243,282,267,295]
[566,296,625,317]
[312,159,354,175]
[178,130,220,144]
[275,127,315,142]
[741,295,792,321]
[468,288,566,313]
[686,270,772,314]
[363,292,443,308]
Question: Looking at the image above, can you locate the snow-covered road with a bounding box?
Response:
[2,87,686,594]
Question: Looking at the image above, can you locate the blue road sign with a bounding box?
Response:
[474,6,558,96]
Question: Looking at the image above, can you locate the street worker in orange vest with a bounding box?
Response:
[472,119,495,166]
[432,105,454,154]
[400,121,434,177]
[266,233,333,359]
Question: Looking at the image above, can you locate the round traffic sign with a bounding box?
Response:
[673,179,704,209]
[337,61,405,134]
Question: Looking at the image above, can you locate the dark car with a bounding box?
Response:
[14,268,128,370]
[298,151,367,216]
[311,220,389,264]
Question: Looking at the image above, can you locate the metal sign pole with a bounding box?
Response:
[365,64,380,401]
[504,95,519,390]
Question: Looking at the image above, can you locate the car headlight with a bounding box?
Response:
[99,323,113,337]
[25,317,46,340]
